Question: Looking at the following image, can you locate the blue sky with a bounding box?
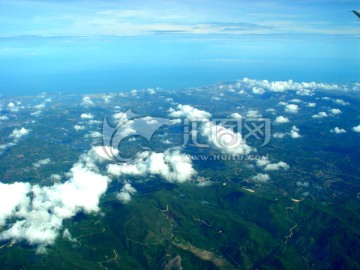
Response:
[0,0,359,95]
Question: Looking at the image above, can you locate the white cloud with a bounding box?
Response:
[274,116,290,124]
[147,88,156,95]
[273,132,286,139]
[285,104,299,114]
[107,149,196,183]
[252,87,265,95]
[50,174,62,181]
[9,128,30,139]
[88,120,102,125]
[86,131,102,138]
[230,113,243,119]
[0,150,111,248]
[246,109,262,118]
[256,156,270,167]
[169,104,211,121]
[307,102,316,107]
[91,146,119,161]
[81,96,94,107]
[102,95,112,103]
[80,113,94,119]
[0,116,9,121]
[334,99,349,106]
[34,103,45,110]
[289,125,301,138]
[352,125,360,132]
[30,110,42,116]
[0,182,31,226]
[296,89,314,96]
[167,119,182,125]
[63,229,77,243]
[329,108,342,115]
[256,157,289,171]
[240,78,341,94]
[74,125,85,131]
[33,158,51,169]
[116,183,137,203]
[330,127,346,134]
[312,112,328,118]
[201,121,253,155]
[289,99,302,103]
[263,161,289,171]
[252,173,270,182]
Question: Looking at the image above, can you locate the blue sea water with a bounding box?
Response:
[0,35,359,97]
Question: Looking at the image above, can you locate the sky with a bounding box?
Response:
[0,0,359,96]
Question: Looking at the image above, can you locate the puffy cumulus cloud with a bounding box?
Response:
[296,89,314,96]
[330,127,346,134]
[312,112,328,119]
[33,158,51,169]
[256,157,289,171]
[239,78,341,93]
[246,109,262,118]
[50,174,62,181]
[273,132,286,139]
[142,116,160,125]
[168,104,211,121]
[289,99,302,103]
[263,161,289,171]
[307,102,317,107]
[252,173,270,182]
[284,104,299,114]
[0,115,9,121]
[273,126,301,139]
[80,113,94,119]
[252,87,265,95]
[7,102,20,112]
[147,88,156,95]
[74,125,85,131]
[113,112,126,120]
[352,125,360,133]
[329,108,342,115]
[107,149,196,183]
[167,119,182,125]
[0,182,31,226]
[289,126,301,138]
[9,127,30,139]
[88,120,102,125]
[81,96,94,107]
[102,95,112,103]
[201,121,253,155]
[274,116,290,124]
[334,99,349,106]
[91,146,119,162]
[34,103,45,110]
[116,183,137,203]
[86,131,102,138]
[0,150,111,249]
[169,105,253,155]
[256,156,270,167]
[229,113,243,119]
